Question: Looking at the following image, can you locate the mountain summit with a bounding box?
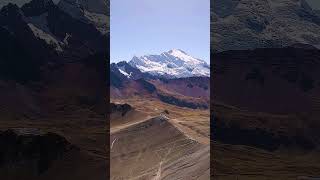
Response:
[129,49,210,78]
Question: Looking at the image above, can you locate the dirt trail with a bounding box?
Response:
[110,115,209,180]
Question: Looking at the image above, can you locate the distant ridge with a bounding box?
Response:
[128,49,210,78]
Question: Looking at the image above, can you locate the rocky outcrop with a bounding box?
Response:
[110,103,132,116]
[0,129,77,175]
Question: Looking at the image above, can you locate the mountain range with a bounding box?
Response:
[113,49,210,79]
[0,0,108,111]
[110,61,209,110]
[212,0,320,178]
[110,49,210,109]
[0,0,108,178]
[212,0,320,52]
[212,0,320,145]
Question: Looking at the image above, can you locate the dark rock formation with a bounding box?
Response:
[0,129,77,175]
[110,103,132,116]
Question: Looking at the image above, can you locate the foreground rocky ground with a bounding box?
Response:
[110,98,210,180]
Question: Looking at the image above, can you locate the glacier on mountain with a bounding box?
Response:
[128,49,210,78]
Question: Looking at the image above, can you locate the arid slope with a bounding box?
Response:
[110,99,210,180]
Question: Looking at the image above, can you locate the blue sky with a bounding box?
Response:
[110,0,210,63]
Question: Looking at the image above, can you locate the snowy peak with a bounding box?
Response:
[165,49,205,64]
[0,0,107,58]
[110,61,151,81]
[129,49,210,78]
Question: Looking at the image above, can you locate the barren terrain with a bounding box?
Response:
[110,98,210,180]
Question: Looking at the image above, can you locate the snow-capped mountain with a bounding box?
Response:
[110,61,151,80]
[128,49,210,78]
[212,0,320,52]
[0,0,108,59]
[0,0,108,80]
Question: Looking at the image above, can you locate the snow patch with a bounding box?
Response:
[25,13,65,51]
[63,33,72,45]
[27,23,63,51]
[129,49,210,78]
[118,67,132,78]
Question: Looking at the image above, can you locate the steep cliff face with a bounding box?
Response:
[0,0,108,118]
